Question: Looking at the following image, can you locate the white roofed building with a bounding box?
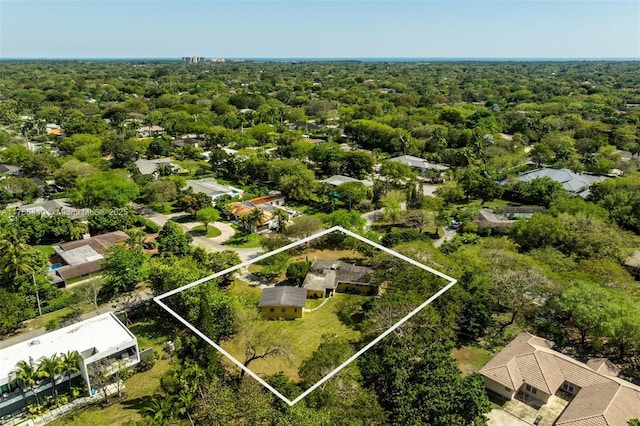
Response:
[0,312,139,417]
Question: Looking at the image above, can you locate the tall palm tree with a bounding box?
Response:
[246,208,265,233]
[0,229,36,282]
[13,357,42,408]
[37,354,63,399]
[273,208,289,232]
[60,351,81,391]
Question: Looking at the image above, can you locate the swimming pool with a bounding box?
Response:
[48,263,63,271]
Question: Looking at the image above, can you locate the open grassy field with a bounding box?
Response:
[221,280,366,381]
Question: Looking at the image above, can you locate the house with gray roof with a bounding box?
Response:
[388,155,449,172]
[0,164,21,176]
[302,259,375,298]
[258,287,307,320]
[518,168,607,199]
[480,332,640,425]
[15,198,89,221]
[319,175,374,188]
[134,157,179,177]
[185,178,243,202]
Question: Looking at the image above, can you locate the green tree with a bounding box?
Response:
[195,207,220,232]
[286,261,310,285]
[37,354,63,399]
[144,179,179,207]
[71,171,139,208]
[510,214,568,251]
[556,281,610,345]
[13,357,42,408]
[60,350,81,392]
[284,215,324,239]
[360,341,489,426]
[102,243,148,295]
[0,229,39,282]
[325,209,366,231]
[0,288,34,334]
[156,221,193,257]
[336,181,369,210]
[341,150,374,179]
[179,190,213,216]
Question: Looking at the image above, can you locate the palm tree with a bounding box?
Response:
[142,395,176,423]
[37,354,63,399]
[0,229,36,282]
[273,208,289,232]
[13,357,42,408]
[246,208,265,233]
[60,351,81,391]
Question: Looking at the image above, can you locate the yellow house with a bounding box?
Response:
[258,287,307,320]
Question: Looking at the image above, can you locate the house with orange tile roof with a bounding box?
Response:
[230,192,285,233]
[480,332,640,425]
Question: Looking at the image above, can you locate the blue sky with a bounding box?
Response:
[1,1,638,59]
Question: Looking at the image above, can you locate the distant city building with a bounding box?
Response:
[210,58,226,63]
[181,56,206,63]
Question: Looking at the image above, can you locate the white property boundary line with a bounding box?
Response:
[154,226,457,406]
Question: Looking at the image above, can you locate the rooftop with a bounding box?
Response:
[319,175,374,187]
[185,178,242,198]
[480,332,640,425]
[258,286,307,308]
[388,155,449,171]
[0,312,136,386]
[518,168,607,198]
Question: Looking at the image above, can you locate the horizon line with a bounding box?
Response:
[0,56,639,62]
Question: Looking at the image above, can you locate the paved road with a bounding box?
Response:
[132,203,262,262]
[433,226,457,248]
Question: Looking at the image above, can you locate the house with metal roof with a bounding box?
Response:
[480,332,640,425]
[0,312,139,418]
[517,168,607,199]
[302,260,375,299]
[258,287,307,319]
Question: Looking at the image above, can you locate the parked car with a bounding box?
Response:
[143,241,156,250]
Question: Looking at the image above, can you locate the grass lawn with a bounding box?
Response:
[35,244,55,257]
[190,224,222,238]
[452,345,494,376]
[220,290,365,382]
[223,226,262,248]
[50,358,171,426]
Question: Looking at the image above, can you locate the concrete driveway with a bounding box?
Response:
[486,409,531,426]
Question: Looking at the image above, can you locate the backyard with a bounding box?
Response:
[220,279,367,382]
[49,314,172,426]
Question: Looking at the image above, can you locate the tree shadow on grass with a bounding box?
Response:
[118,394,154,413]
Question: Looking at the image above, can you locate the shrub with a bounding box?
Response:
[144,219,159,233]
[45,318,60,331]
[137,350,158,372]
